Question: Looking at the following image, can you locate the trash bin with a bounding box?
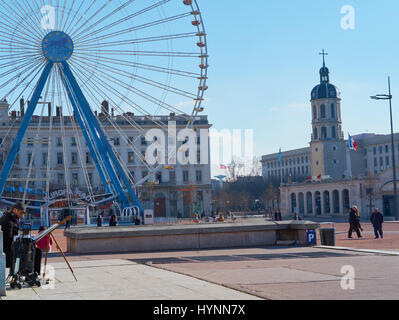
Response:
[319,227,336,246]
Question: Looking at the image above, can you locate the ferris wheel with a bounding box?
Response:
[0,0,208,213]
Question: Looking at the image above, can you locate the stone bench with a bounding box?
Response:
[65,220,320,254]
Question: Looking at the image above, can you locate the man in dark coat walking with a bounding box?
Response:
[370,208,384,239]
[348,205,362,239]
[0,203,25,268]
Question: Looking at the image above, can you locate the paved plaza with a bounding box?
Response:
[2,220,399,300]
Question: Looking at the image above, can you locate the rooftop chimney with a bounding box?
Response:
[20,98,25,118]
[101,100,109,115]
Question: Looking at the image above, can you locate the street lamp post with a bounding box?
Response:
[371,76,399,220]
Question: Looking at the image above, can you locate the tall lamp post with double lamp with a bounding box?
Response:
[371,76,399,221]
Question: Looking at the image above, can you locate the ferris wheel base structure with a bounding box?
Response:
[0,31,143,214]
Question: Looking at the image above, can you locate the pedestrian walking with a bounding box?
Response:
[370,208,384,239]
[109,213,118,227]
[97,213,103,228]
[348,205,362,239]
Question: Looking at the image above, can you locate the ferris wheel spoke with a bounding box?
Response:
[76,53,201,78]
[75,77,153,173]
[6,0,44,39]
[64,0,86,35]
[72,58,189,116]
[67,1,97,37]
[74,49,201,58]
[75,0,172,42]
[0,20,41,45]
[74,55,197,100]
[69,62,171,131]
[77,32,198,50]
[60,0,75,31]
[69,71,151,172]
[0,52,41,62]
[68,62,163,135]
[0,11,41,45]
[0,55,42,69]
[75,12,193,46]
[4,61,45,107]
[69,0,113,39]
[72,0,136,41]
[58,65,115,196]
[0,38,36,49]
[0,57,43,85]
[57,0,69,31]
[20,0,44,33]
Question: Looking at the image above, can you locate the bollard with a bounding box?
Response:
[0,230,6,296]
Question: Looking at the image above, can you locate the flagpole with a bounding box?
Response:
[279,148,283,186]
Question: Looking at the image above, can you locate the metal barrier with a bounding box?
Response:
[0,230,6,296]
[319,222,336,246]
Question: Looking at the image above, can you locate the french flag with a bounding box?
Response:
[348,134,358,151]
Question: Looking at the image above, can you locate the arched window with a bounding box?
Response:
[333,190,340,214]
[321,127,327,140]
[306,192,313,214]
[291,193,297,214]
[320,104,326,118]
[313,105,317,119]
[323,191,330,214]
[315,191,321,215]
[342,189,350,212]
[298,193,305,215]
[313,127,318,140]
[331,104,335,118]
[332,126,336,139]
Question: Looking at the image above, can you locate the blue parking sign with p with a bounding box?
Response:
[307,229,317,245]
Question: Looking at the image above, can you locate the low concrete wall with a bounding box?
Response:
[65,220,320,254]
[0,231,6,296]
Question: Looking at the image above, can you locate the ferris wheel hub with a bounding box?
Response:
[42,31,74,62]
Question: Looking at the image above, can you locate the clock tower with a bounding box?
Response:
[310,51,346,179]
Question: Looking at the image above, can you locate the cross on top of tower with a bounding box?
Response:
[319,49,328,67]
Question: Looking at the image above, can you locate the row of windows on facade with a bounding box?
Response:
[21,136,203,148]
[266,156,310,169]
[268,166,310,178]
[312,103,337,120]
[5,149,203,167]
[291,189,351,215]
[11,169,205,188]
[369,154,399,173]
[313,126,339,140]
[365,143,399,156]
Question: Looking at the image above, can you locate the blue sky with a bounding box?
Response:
[202,0,399,162]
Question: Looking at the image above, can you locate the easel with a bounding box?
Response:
[41,216,77,282]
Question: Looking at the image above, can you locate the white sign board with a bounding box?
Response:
[144,209,154,225]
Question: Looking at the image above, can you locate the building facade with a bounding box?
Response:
[262,57,399,219]
[0,99,213,218]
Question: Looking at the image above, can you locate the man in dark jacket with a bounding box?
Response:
[0,203,25,268]
[348,206,362,239]
[370,208,384,239]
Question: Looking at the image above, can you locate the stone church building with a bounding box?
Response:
[262,55,399,219]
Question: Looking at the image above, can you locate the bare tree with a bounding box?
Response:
[363,171,380,217]
[260,183,280,212]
